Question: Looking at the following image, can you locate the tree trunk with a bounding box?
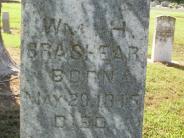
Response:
[0,2,19,80]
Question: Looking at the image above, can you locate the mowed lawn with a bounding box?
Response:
[1,3,184,138]
[1,3,21,48]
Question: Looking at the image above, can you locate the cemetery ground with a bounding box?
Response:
[0,3,184,138]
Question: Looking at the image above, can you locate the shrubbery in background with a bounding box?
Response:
[152,0,184,4]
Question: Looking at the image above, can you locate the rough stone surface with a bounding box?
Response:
[21,0,150,138]
[152,16,176,62]
[2,12,11,33]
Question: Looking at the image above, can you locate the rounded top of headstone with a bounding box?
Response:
[156,16,176,22]
[155,15,176,32]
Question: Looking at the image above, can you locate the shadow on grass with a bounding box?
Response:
[0,75,20,138]
[161,62,184,71]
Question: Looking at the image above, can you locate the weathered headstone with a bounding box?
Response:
[2,12,11,33]
[152,16,176,62]
[21,0,150,138]
[161,1,170,7]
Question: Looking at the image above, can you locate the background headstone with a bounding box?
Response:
[21,0,150,138]
[150,0,160,8]
[161,1,170,7]
[151,16,176,62]
[2,12,11,34]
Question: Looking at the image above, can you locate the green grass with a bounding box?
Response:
[144,63,184,138]
[1,3,21,48]
[1,4,184,138]
[1,3,21,29]
[2,32,20,48]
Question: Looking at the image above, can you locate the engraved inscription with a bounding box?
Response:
[104,94,114,107]
[40,43,51,60]
[96,117,106,128]
[157,31,173,41]
[26,42,125,62]
[70,69,81,83]
[99,45,110,61]
[70,44,85,59]
[55,115,65,128]
[55,44,64,57]
[69,94,78,106]
[112,21,126,38]
[43,17,126,37]
[113,46,123,59]
[23,90,140,109]
[51,68,114,85]
[44,18,62,34]
[23,91,63,107]
[112,22,126,32]
[52,69,64,82]
[100,70,114,84]
[80,115,90,128]
[80,115,106,128]
[27,42,37,59]
[81,94,89,107]
[54,114,106,128]
[129,46,139,60]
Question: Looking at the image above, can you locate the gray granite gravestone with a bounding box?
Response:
[2,12,11,33]
[21,0,150,138]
